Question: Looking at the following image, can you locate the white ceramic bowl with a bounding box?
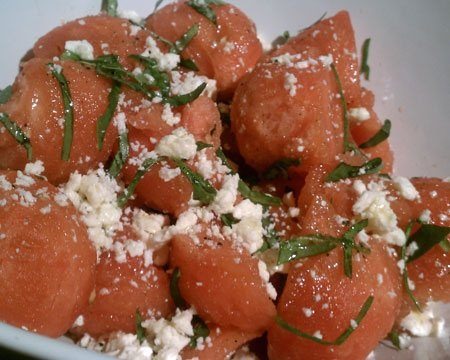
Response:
[0,1,449,359]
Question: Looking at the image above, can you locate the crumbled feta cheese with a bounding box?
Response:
[118,9,142,24]
[24,160,45,177]
[159,165,181,182]
[209,174,239,215]
[142,36,180,71]
[14,171,35,187]
[284,72,298,96]
[65,40,95,60]
[302,308,313,318]
[257,260,277,300]
[170,70,217,98]
[400,304,446,337]
[318,54,333,67]
[155,127,197,160]
[419,209,432,223]
[352,180,406,246]
[348,107,370,122]
[393,176,420,201]
[161,104,181,126]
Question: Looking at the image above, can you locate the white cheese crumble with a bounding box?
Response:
[24,160,45,177]
[284,72,298,96]
[348,107,370,122]
[209,174,239,214]
[64,40,95,60]
[161,104,181,126]
[400,303,446,338]
[155,127,197,160]
[62,167,123,256]
[142,36,180,72]
[117,9,142,25]
[352,179,406,246]
[392,176,420,201]
[257,260,277,300]
[170,71,217,98]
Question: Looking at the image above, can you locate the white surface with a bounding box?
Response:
[0,0,449,359]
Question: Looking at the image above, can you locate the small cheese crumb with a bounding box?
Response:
[155,127,197,160]
[392,176,420,201]
[348,107,370,122]
[65,40,95,60]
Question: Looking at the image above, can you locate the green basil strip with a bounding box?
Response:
[360,38,371,81]
[189,315,210,348]
[440,239,450,252]
[257,214,281,253]
[165,83,207,107]
[108,129,130,178]
[186,0,225,26]
[49,64,74,161]
[196,141,213,151]
[135,308,146,344]
[170,267,188,309]
[216,147,234,172]
[359,119,391,149]
[341,219,369,278]
[173,24,199,53]
[387,331,402,350]
[0,85,12,104]
[0,113,33,160]
[406,223,450,263]
[101,0,118,16]
[326,157,383,182]
[262,158,301,180]
[173,158,217,205]
[278,235,338,265]
[117,157,160,208]
[402,221,422,312]
[238,180,282,207]
[179,58,199,71]
[97,82,121,150]
[153,0,165,12]
[276,295,374,345]
[221,213,239,227]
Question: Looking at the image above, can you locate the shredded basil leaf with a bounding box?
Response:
[326,158,383,182]
[109,128,129,178]
[359,119,391,149]
[341,219,369,278]
[402,221,422,312]
[165,83,207,107]
[196,141,213,151]
[97,82,121,150]
[170,267,188,309]
[186,0,225,26]
[216,147,234,172]
[49,64,74,161]
[153,0,165,12]
[173,24,199,54]
[221,213,238,227]
[406,223,450,263]
[276,295,374,345]
[330,63,363,155]
[387,331,401,350]
[238,180,282,207]
[0,113,33,161]
[179,58,199,71]
[0,85,12,104]
[360,38,371,81]
[189,315,210,348]
[117,157,160,208]
[301,12,327,32]
[135,308,146,344]
[257,214,281,253]
[440,239,450,252]
[262,158,301,180]
[173,158,217,205]
[101,0,118,16]
[278,235,338,264]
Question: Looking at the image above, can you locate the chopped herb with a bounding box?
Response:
[179,58,199,71]
[165,82,207,107]
[379,173,392,180]
[406,223,450,263]
[130,54,171,98]
[257,214,281,253]
[196,141,213,151]
[0,85,12,104]
[117,157,160,208]
[189,315,210,348]
[97,82,121,150]
[172,24,199,54]
[276,295,374,345]
[301,12,327,32]
[108,128,129,178]
[262,158,301,180]
[173,158,217,205]
[402,221,422,312]
[0,113,33,160]
[326,158,383,182]
[49,63,74,161]
[153,0,165,12]
[330,63,361,154]
[359,119,391,149]
[387,331,401,350]
[216,147,234,171]
[277,220,369,279]
[278,234,338,264]
[271,30,291,47]
[186,0,225,26]
[360,38,371,80]
[135,308,146,344]
[101,0,118,16]
[238,180,282,207]
[221,213,239,227]
[170,268,187,309]
[440,239,450,252]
